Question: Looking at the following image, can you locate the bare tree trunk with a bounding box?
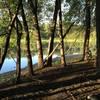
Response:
[6,2,22,79]
[83,0,91,61]
[16,18,22,81]
[0,48,1,62]
[96,0,100,69]
[29,0,44,68]
[21,1,34,76]
[58,0,66,66]
[0,0,21,70]
[45,0,59,67]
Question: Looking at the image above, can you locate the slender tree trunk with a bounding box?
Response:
[6,2,22,80]
[58,0,66,66]
[0,0,21,70]
[16,18,22,81]
[96,0,100,68]
[29,0,44,68]
[0,48,1,62]
[21,2,34,76]
[83,0,91,61]
[45,0,59,67]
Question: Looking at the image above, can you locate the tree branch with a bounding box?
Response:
[44,22,74,65]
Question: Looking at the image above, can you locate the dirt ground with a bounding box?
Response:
[0,61,100,100]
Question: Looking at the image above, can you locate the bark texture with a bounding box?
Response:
[21,1,34,75]
[83,0,91,61]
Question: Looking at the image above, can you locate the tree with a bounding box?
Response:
[0,0,21,70]
[29,0,44,68]
[20,1,34,76]
[16,17,22,81]
[0,48,1,62]
[4,0,22,81]
[58,0,66,66]
[45,0,59,67]
[64,0,85,24]
[83,0,91,61]
[96,0,100,68]
[44,22,74,66]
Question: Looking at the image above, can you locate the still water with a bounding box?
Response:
[0,55,57,74]
[0,54,81,74]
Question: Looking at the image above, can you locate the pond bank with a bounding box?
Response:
[0,54,82,74]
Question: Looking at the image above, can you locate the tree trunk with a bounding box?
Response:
[0,48,1,62]
[29,0,44,68]
[96,0,100,68]
[16,18,22,81]
[44,22,74,65]
[0,0,21,70]
[58,0,66,66]
[45,0,59,67]
[21,2,34,76]
[83,0,91,61]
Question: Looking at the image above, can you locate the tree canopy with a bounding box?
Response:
[0,0,97,79]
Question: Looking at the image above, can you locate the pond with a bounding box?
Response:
[0,55,57,74]
[0,54,82,74]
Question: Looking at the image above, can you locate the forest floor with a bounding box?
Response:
[0,60,100,100]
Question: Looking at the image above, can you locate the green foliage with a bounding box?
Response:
[0,0,96,56]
